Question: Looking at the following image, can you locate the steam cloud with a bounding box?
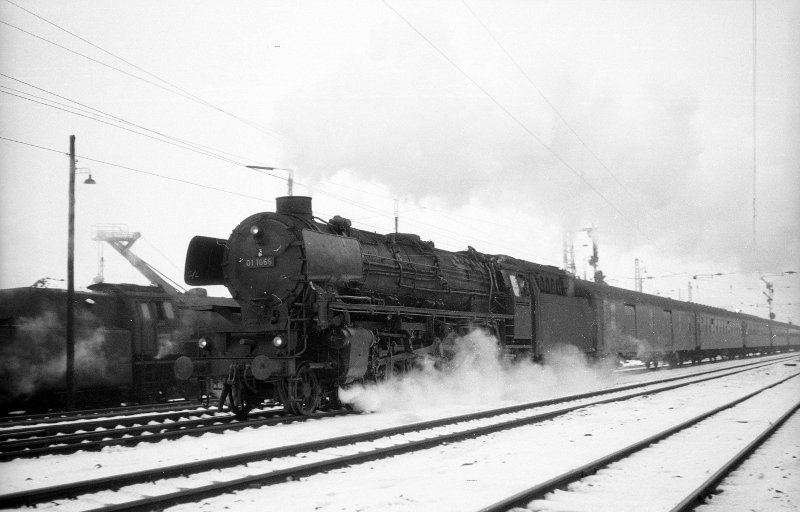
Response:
[339,329,616,413]
[0,310,115,399]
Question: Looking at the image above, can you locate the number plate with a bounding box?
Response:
[244,256,275,268]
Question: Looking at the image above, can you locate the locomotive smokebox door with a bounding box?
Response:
[225,214,303,304]
[302,230,363,284]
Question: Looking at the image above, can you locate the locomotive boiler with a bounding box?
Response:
[176,196,544,416]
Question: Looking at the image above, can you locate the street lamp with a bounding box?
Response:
[246,165,294,196]
[67,135,95,410]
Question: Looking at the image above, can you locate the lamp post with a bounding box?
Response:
[66,136,95,409]
[246,166,294,196]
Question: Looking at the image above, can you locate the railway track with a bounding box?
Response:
[0,401,197,427]
[0,404,354,461]
[1,355,795,511]
[1,355,790,461]
[479,369,800,511]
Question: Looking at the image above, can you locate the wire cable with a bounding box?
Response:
[381,0,645,237]
[0,73,262,164]
[0,14,282,141]
[0,135,270,202]
[460,0,658,224]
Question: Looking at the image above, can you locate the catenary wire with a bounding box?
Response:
[0,136,270,203]
[4,5,635,254]
[0,89,244,166]
[0,5,283,141]
[381,0,645,238]
[460,0,658,224]
[0,73,263,164]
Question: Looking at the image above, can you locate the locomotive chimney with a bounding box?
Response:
[276,195,313,218]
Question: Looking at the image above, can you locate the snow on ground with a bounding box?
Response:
[696,403,800,512]
[157,361,799,512]
[0,350,796,511]
[523,370,800,511]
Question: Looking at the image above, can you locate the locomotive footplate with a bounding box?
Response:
[328,302,514,321]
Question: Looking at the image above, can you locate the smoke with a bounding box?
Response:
[155,333,182,360]
[603,330,654,362]
[270,10,800,282]
[339,329,615,413]
[0,310,115,398]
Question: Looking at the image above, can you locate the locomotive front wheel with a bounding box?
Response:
[279,366,321,416]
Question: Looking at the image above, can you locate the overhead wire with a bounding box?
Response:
[1,131,556,262]
[381,0,646,238]
[4,7,790,318]
[0,88,244,166]
[0,73,268,166]
[0,136,270,203]
[4,3,682,271]
[0,73,261,164]
[1,2,283,141]
[3,2,632,255]
[460,0,659,225]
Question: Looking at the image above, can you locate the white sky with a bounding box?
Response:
[1,0,798,321]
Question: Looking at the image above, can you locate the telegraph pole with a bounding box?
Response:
[245,166,294,196]
[394,198,399,234]
[66,135,76,410]
[634,258,642,292]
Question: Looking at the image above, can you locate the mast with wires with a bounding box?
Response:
[635,258,643,292]
[752,0,758,251]
[563,233,576,276]
[394,198,399,234]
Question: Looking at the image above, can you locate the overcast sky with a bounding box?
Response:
[1,0,798,321]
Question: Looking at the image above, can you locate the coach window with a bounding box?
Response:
[623,304,637,337]
[159,301,175,321]
[139,303,152,321]
[509,274,521,297]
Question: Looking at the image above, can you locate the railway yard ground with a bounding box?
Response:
[0,353,798,512]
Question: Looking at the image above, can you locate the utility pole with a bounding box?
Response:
[65,137,96,409]
[394,198,399,234]
[752,0,758,250]
[761,276,775,346]
[581,226,603,284]
[634,258,642,292]
[245,166,294,196]
[563,233,576,276]
[66,135,76,410]
[687,281,692,302]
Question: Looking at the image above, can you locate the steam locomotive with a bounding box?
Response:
[177,196,800,418]
[0,282,238,413]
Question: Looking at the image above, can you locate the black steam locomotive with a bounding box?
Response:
[177,196,800,418]
[0,282,238,413]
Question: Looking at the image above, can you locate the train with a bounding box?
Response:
[175,196,800,418]
[0,281,239,413]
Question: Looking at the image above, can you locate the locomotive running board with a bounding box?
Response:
[329,301,514,320]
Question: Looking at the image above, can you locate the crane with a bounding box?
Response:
[92,224,186,296]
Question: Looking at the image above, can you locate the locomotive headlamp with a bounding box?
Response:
[250,225,261,236]
[198,337,209,349]
[272,336,284,347]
